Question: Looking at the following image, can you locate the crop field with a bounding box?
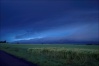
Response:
[0,44,99,66]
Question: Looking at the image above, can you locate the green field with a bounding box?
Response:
[0,44,99,66]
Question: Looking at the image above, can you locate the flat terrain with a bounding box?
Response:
[1,44,99,49]
[0,44,99,66]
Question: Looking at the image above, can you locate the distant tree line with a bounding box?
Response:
[86,44,92,45]
[86,43,99,45]
[0,40,7,43]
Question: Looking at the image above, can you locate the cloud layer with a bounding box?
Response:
[0,0,99,43]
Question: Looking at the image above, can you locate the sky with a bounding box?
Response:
[0,0,99,44]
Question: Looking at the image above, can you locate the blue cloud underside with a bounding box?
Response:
[0,0,99,44]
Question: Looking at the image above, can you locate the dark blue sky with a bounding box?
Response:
[0,0,99,43]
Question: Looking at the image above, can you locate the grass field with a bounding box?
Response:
[0,44,99,66]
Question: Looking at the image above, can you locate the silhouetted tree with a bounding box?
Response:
[0,40,7,43]
[4,40,6,43]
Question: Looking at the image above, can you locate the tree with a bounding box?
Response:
[0,40,7,43]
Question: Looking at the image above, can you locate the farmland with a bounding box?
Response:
[0,44,99,66]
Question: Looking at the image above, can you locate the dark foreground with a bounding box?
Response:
[0,50,38,66]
